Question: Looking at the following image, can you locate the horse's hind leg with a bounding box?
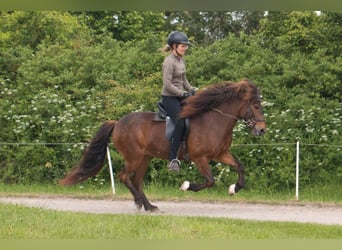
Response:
[132,156,158,212]
[119,158,158,212]
[119,166,141,206]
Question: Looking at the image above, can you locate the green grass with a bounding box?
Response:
[1,182,342,239]
[0,181,341,205]
[1,202,341,239]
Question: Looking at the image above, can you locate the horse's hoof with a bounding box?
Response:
[151,206,159,212]
[147,206,159,213]
[228,184,236,195]
[135,203,143,211]
[180,181,190,191]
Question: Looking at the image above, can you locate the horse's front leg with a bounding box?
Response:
[215,152,245,195]
[180,158,215,192]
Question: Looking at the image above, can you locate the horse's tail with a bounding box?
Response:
[59,120,117,186]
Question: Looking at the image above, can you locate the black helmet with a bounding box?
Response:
[167,31,190,46]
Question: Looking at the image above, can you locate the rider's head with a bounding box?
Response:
[167,31,190,47]
[160,31,190,56]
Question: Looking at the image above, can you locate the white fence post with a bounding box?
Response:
[295,141,300,200]
[106,146,115,194]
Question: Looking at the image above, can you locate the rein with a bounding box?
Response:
[211,97,265,129]
[211,108,239,121]
[211,107,257,128]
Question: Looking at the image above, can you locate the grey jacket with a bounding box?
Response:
[161,53,192,96]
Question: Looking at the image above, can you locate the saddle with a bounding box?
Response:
[154,101,190,139]
[153,101,190,160]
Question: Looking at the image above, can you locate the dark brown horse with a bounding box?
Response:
[60,79,266,211]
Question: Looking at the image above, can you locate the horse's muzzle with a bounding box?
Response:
[252,124,266,136]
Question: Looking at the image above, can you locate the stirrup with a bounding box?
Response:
[168,159,181,172]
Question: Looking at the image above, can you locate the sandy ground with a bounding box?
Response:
[1,196,342,226]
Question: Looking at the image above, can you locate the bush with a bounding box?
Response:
[0,12,341,192]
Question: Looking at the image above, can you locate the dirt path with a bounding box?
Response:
[1,196,342,226]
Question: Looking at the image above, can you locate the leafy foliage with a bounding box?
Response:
[0,11,341,192]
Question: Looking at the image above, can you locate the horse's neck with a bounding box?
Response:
[213,103,239,130]
[197,104,238,139]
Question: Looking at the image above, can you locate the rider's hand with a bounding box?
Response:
[191,87,198,96]
[183,91,191,97]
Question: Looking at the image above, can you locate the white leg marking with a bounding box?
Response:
[228,184,236,195]
[180,181,190,191]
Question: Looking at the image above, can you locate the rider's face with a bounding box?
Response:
[174,43,188,56]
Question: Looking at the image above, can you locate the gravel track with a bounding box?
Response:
[1,196,342,226]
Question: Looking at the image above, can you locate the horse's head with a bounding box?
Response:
[180,79,266,136]
[237,79,266,136]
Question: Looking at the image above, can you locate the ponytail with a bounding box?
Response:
[159,44,172,53]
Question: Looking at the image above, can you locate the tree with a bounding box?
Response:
[72,11,165,42]
[0,11,93,81]
[319,11,342,57]
[163,11,264,45]
[258,11,326,54]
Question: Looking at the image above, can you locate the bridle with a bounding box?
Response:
[243,99,266,128]
[211,92,265,129]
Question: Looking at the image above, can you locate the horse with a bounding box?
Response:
[60,79,266,212]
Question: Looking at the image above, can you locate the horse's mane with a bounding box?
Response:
[180,79,256,118]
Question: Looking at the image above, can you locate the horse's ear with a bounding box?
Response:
[238,84,249,99]
[237,79,255,100]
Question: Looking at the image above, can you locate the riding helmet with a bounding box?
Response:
[167,31,191,46]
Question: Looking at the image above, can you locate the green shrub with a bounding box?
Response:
[0,11,341,192]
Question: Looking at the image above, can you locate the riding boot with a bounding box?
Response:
[168,137,181,172]
[168,159,181,172]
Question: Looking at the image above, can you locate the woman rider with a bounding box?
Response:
[160,31,196,172]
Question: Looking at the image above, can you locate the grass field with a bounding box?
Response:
[1,182,342,239]
[1,201,342,239]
